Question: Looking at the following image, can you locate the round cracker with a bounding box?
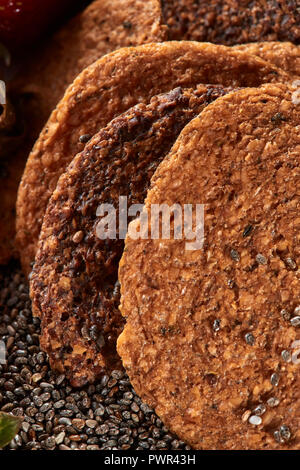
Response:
[233,42,300,77]
[30,85,234,387]
[118,83,300,449]
[162,0,300,45]
[16,41,290,274]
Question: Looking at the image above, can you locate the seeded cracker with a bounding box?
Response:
[233,42,300,77]
[16,41,290,274]
[161,0,300,45]
[30,85,234,387]
[118,84,300,449]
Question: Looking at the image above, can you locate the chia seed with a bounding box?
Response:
[213,319,220,332]
[281,350,291,362]
[279,425,291,442]
[270,373,279,387]
[79,134,92,144]
[267,397,280,407]
[242,225,253,238]
[0,262,189,451]
[256,253,267,265]
[249,415,262,426]
[253,404,266,416]
[281,309,291,321]
[230,249,240,262]
[290,316,300,327]
[245,332,255,346]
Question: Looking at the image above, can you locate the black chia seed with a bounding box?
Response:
[279,425,291,442]
[79,134,92,144]
[270,372,279,387]
[230,249,240,262]
[242,225,253,238]
[0,262,189,451]
[212,319,220,332]
[245,332,255,346]
[256,253,267,265]
[290,316,300,327]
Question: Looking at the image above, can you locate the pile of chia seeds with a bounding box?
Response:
[0,262,189,450]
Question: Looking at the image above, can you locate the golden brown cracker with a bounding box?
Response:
[16,41,290,274]
[118,83,300,450]
[233,42,300,77]
[30,85,233,386]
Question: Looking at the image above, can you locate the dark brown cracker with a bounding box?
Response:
[233,42,300,77]
[16,41,290,275]
[161,0,300,45]
[118,84,300,450]
[30,85,234,387]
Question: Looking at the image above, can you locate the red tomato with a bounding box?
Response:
[0,0,88,51]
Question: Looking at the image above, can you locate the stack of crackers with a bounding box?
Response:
[1,0,299,450]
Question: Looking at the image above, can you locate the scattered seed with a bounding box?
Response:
[271,112,287,124]
[242,410,251,422]
[249,415,262,426]
[281,350,291,362]
[285,258,297,270]
[274,430,282,443]
[123,21,132,29]
[256,253,267,265]
[267,397,280,407]
[0,262,188,451]
[270,373,279,387]
[230,249,240,262]
[213,319,220,332]
[279,425,291,442]
[79,134,92,144]
[290,316,300,327]
[245,332,255,346]
[55,432,65,445]
[72,231,84,244]
[281,309,291,321]
[242,225,253,238]
[253,404,266,416]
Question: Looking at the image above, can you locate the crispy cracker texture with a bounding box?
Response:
[162,0,300,45]
[118,83,300,450]
[233,42,300,77]
[16,41,291,274]
[30,85,233,387]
